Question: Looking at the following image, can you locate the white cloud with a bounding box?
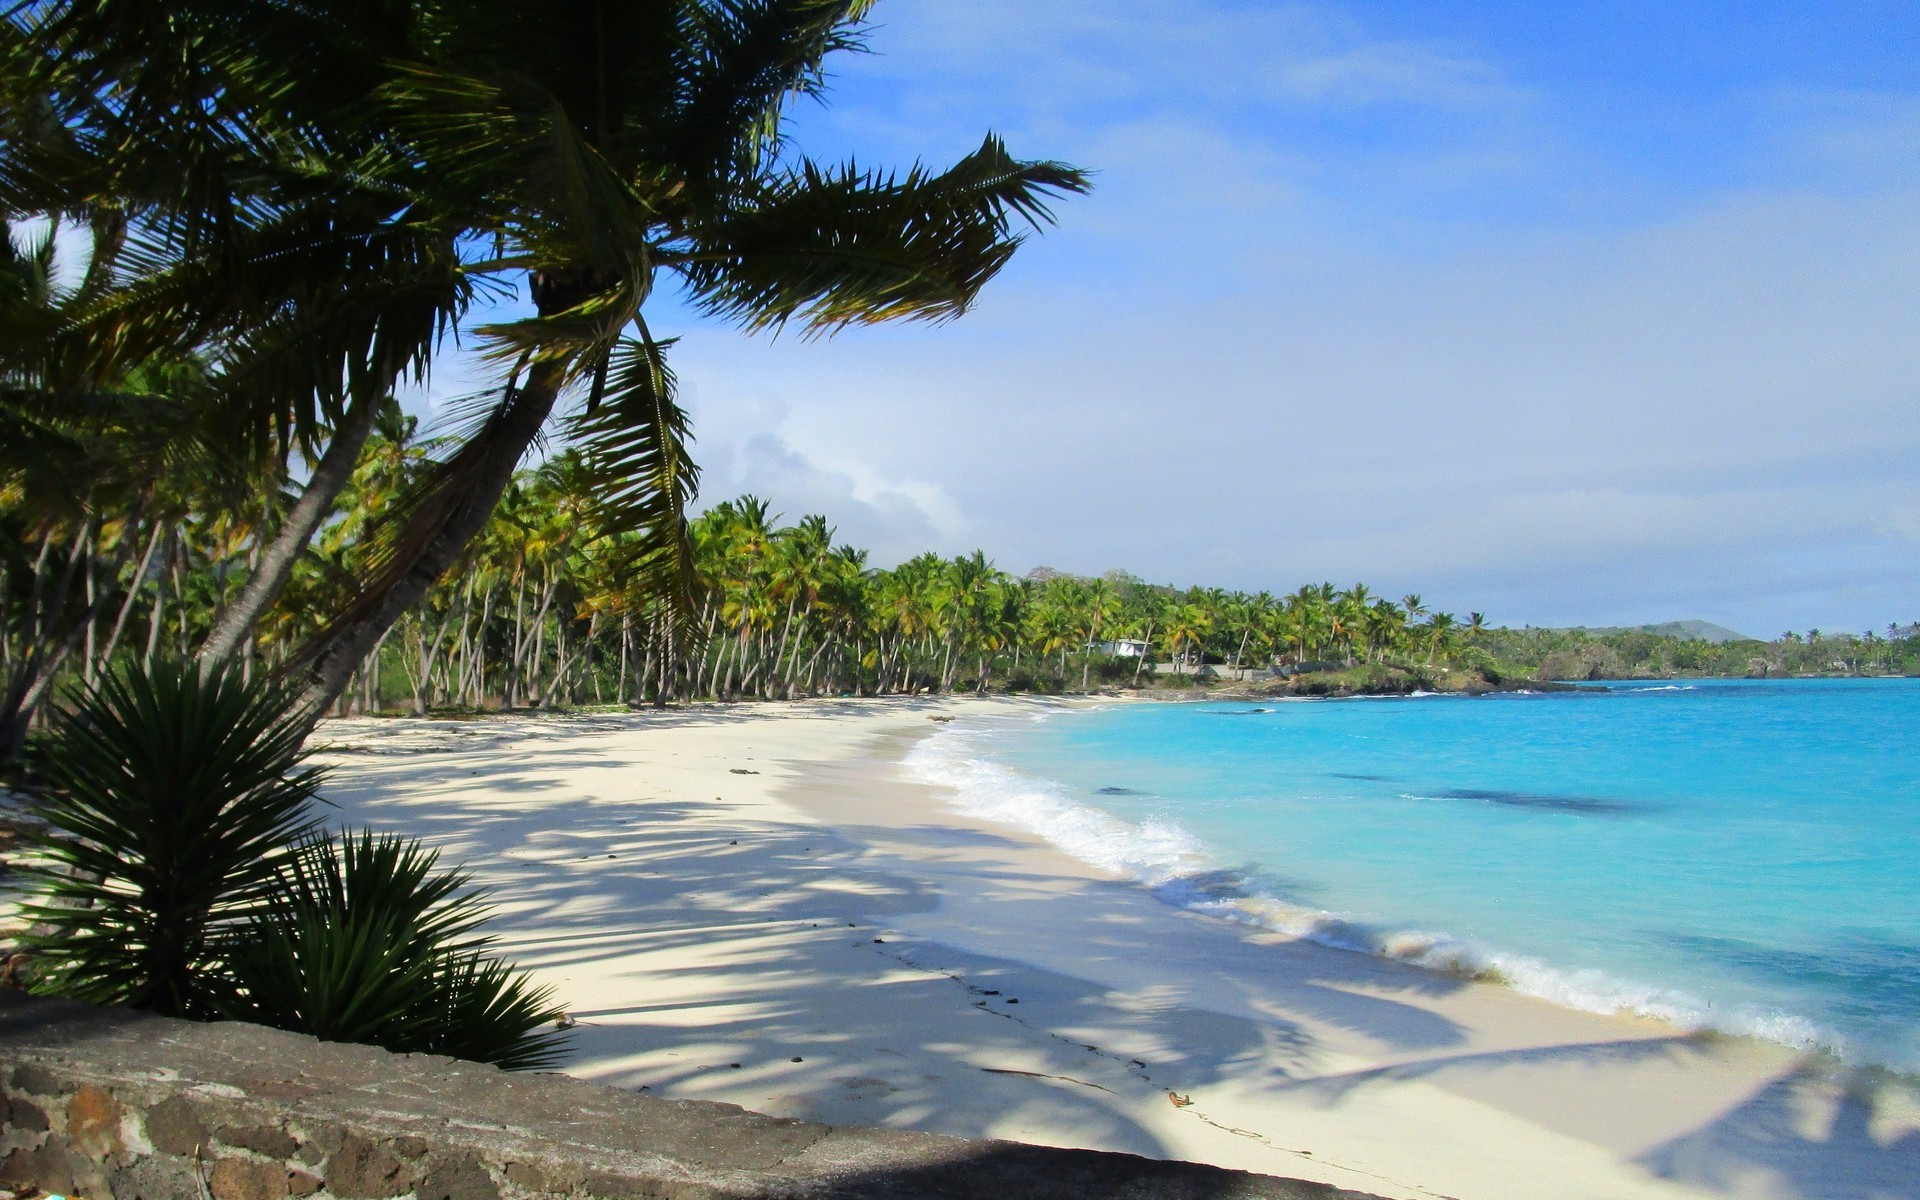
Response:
[676,374,969,563]
[654,165,1920,629]
[1274,42,1522,109]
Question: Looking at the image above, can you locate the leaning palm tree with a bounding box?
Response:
[15,1,1087,717]
[5,7,479,682]
[285,0,1087,713]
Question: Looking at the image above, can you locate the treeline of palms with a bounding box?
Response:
[40,411,1490,713]
[1478,625,1920,680]
[8,394,1914,721]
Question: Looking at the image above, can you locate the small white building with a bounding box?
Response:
[1092,639,1150,658]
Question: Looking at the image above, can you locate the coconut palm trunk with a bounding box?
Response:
[292,356,567,717]
[197,382,385,669]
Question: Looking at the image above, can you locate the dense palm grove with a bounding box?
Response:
[11,401,1909,722]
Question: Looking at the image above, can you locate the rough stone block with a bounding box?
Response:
[392,1134,430,1159]
[216,1122,299,1159]
[9,1063,64,1097]
[1,1140,76,1195]
[504,1158,584,1192]
[144,1094,210,1156]
[110,1154,206,1200]
[7,1097,48,1132]
[291,1121,341,1165]
[0,991,1381,1200]
[327,1131,411,1198]
[67,1083,125,1159]
[416,1155,500,1200]
[581,1167,696,1200]
[210,1156,291,1200]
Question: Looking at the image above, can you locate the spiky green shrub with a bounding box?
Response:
[25,660,568,1070]
[221,830,568,1070]
[23,662,323,1016]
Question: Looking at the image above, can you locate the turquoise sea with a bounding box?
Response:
[905,679,1920,1071]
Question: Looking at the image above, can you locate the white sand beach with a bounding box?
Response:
[313,699,1920,1200]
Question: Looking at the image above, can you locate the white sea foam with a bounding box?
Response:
[905,721,1205,883]
[903,717,1878,1068]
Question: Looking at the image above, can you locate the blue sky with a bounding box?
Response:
[437,1,1920,635]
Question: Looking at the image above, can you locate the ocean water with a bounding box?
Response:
[904,679,1920,1071]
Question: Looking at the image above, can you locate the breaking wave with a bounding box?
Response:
[903,717,1862,1068]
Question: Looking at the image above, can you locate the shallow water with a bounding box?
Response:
[905,679,1920,1070]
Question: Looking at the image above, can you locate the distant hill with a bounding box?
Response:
[1559,620,1758,644]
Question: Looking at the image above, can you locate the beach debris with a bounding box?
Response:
[1,953,30,990]
[791,1056,804,1063]
[1006,998,1019,1004]
[873,938,885,944]
[1168,1092,1193,1107]
[730,768,759,774]
[927,716,953,723]
[554,1013,577,1029]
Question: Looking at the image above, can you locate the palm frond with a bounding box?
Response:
[669,0,876,184]
[671,134,1090,333]
[378,61,650,279]
[562,327,700,626]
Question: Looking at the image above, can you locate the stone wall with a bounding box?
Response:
[0,993,1375,1200]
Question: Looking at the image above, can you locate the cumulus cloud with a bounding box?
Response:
[675,374,969,564]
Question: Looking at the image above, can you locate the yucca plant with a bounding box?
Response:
[22,661,324,1016]
[221,830,569,1071]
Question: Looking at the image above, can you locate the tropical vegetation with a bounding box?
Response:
[1,0,1088,752]
[11,433,1905,716]
[19,660,567,1068]
[1,0,1084,1068]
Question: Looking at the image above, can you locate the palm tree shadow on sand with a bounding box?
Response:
[1639,1064,1920,1200]
[317,718,1920,1198]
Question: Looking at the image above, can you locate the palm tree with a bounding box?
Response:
[1163,603,1212,676]
[1424,612,1456,665]
[0,213,242,758]
[1077,577,1122,690]
[19,1,1089,718]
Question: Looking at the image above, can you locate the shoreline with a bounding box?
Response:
[898,698,1914,1075]
[310,698,1919,1200]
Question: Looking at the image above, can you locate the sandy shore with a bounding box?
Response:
[313,699,1919,1200]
